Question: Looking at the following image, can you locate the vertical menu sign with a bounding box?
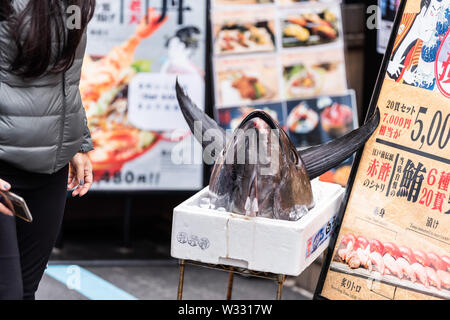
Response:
[318,0,450,300]
[81,0,206,191]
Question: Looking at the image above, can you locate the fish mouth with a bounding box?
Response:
[235,110,300,165]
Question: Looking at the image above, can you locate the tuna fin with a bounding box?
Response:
[176,79,227,150]
[300,108,380,179]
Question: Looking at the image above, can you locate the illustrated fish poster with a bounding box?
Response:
[81,0,206,191]
[210,0,359,187]
[317,0,450,300]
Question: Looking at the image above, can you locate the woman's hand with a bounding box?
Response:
[0,178,13,216]
[68,153,93,197]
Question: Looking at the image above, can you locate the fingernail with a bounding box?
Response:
[80,179,84,186]
[4,184,10,190]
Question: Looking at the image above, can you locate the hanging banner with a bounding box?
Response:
[211,0,358,186]
[81,0,205,191]
[317,0,450,300]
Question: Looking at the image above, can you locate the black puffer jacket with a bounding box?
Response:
[0,0,93,174]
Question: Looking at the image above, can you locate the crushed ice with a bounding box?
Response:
[289,204,309,221]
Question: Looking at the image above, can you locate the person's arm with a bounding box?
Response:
[69,109,94,197]
[68,29,94,197]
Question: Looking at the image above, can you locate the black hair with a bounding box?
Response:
[0,0,96,78]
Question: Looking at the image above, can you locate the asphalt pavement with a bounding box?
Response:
[36,262,307,300]
[34,216,310,301]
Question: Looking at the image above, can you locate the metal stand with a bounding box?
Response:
[226,271,234,300]
[177,259,287,300]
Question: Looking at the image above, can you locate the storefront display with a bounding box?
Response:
[211,0,359,186]
[317,0,450,300]
[171,62,379,290]
[81,0,206,191]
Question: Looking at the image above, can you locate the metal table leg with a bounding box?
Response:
[276,275,286,300]
[177,260,186,300]
[178,260,287,301]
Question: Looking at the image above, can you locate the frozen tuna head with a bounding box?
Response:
[208,110,314,220]
[176,80,380,220]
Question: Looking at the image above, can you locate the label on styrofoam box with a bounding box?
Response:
[128,73,204,131]
[176,231,211,251]
[306,214,337,259]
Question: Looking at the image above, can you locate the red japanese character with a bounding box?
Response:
[438,171,450,192]
[438,52,450,83]
[432,192,446,213]
[378,162,392,182]
[367,159,379,178]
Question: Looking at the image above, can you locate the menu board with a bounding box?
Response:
[317,0,450,300]
[211,0,359,186]
[81,0,205,191]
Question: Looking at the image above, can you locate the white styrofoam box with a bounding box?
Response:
[171,179,344,276]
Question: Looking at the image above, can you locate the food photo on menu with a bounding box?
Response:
[280,4,341,48]
[214,55,280,106]
[214,22,275,55]
[331,233,450,298]
[285,93,357,145]
[212,8,276,56]
[282,48,347,99]
[286,93,358,186]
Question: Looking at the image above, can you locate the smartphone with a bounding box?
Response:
[0,191,33,223]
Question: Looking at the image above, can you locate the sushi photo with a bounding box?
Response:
[215,22,275,55]
[320,102,354,137]
[286,102,321,147]
[281,5,340,48]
